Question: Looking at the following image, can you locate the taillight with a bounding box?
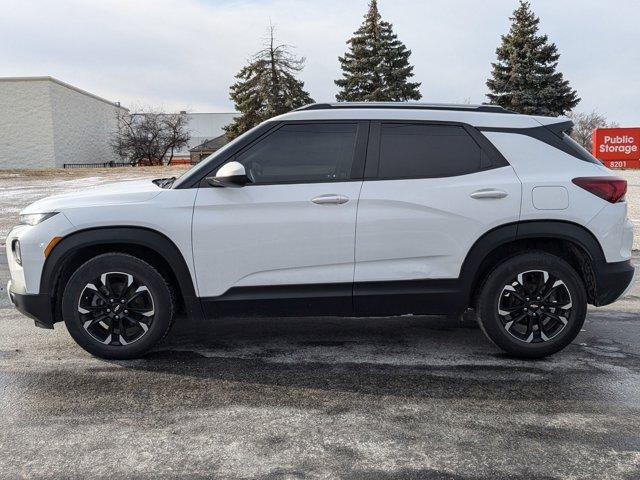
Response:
[572,177,627,203]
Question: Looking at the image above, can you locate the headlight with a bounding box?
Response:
[19,212,58,226]
[11,239,22,266]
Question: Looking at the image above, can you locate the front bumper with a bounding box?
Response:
[594,259,636,306]
[7,280,54,329]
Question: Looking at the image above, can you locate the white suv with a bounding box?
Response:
[6,103,635,359]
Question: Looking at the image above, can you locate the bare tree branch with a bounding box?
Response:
[111,107,190,166]
[567,110,618,152]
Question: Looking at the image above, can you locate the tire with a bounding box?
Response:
[62,253,175,359]
[476,251,587,358]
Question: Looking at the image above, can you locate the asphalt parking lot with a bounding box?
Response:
[2,169,640,479]
[1,252,639,479]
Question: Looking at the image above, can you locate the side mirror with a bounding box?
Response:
[206,161,249,188]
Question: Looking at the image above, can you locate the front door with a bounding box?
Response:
[192,121,368,316]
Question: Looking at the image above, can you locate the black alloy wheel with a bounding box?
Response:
[497,269,572,344]
[77,271,155,347]
[62,253,174,359]
[476,251,587,358]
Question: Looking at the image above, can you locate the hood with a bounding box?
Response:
[21,179,163,214]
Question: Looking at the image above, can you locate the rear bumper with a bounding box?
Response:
[594,260,635,306]
[7,281,54,329]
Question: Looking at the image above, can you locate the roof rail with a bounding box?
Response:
[295,102,514,114]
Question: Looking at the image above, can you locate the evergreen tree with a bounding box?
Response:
[335,0,421,102]
[224,26,313,139]
[486,1,579,116]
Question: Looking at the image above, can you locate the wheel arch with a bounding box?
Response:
[461,220,606,307]
[41,226,203,324]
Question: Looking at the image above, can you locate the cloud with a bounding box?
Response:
[0,0,638,124]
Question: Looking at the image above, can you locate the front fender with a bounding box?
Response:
[41,226,203,324]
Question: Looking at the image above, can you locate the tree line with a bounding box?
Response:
[224,0,615,148]
[113,0,616,165]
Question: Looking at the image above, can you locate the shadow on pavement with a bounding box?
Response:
[100,314,636,407]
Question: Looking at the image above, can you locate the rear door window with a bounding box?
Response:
[377,123,484,179]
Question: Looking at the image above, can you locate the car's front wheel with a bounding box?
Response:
[476,251,587,358]
[62,253,175,359]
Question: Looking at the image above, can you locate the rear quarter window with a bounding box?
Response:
[561,133,603,165]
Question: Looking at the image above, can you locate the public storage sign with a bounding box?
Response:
[592,127,640,169]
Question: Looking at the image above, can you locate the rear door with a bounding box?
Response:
[192,121,369,316]
[354,121,522,314]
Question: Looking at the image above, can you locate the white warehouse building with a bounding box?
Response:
[0,77,127,169]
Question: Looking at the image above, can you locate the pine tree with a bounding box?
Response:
[335,0,421,102]
[224,26,313,139]
[486,1,579,116]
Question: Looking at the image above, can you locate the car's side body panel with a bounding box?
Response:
[354,166,522,282]
[57,187,199,283]
[192,181,363,297]
[197,220,634,318]
[483,130,633,263]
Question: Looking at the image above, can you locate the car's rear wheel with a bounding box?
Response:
[476,251,587,358]
[62,253,174,359]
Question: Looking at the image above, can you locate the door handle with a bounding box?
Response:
[470,189,509,200]
[311,194,349,205]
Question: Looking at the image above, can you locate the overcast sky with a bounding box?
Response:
[1,0,638,124]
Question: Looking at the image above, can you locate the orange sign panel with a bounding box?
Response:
[592,127,640,169]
